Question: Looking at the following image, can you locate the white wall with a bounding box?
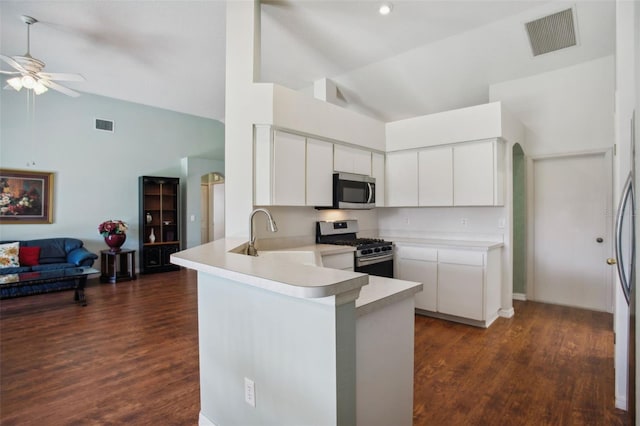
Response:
[0,89,224,268]
[489,56,615,157]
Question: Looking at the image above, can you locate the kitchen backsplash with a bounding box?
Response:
[251,205,505,249]
[377,206,506,242]
[251,206,379,249]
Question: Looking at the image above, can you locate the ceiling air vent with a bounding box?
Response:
[525,8,577,57]
[95,118,114,133]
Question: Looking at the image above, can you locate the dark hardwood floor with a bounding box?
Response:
[0,269,630,425]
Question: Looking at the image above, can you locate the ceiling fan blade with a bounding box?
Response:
[0,70,21,75]
[40,79,81,97]
[0,54,27,73]
[38,72,85,82]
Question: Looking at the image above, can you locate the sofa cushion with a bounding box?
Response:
[68,247,99,266]
[0,242,20,268]
[20,238,82,264]
[0,266,31,274]
[19,246,41,266]
[31,263,76,272]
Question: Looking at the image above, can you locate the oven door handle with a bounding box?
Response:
[355,253,394,267]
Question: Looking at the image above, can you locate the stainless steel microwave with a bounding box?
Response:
[332,172,376,210]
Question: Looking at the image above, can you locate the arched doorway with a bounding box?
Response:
[200,172,225,243]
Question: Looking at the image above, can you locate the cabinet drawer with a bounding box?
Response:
[438,249,484,266]
[395,245,437,262]
[322,253,354,270]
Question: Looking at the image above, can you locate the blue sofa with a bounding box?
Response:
[0,238,98,298]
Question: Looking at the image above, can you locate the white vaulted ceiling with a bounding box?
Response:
[0,0,616,123]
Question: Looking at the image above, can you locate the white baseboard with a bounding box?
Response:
[512,293,527,301]
[499,307,515,318]
[199,412,217,426]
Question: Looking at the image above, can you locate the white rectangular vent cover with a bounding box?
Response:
[95,118,114,132]
[525,8,577,56]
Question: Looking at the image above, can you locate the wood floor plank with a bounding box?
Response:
[1,271,630,425]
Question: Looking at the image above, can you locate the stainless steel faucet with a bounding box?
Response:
[246,208,278,256]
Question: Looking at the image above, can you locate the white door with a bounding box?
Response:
[531,152,612,312]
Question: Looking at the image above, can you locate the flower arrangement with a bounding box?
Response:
[98,220,128,237]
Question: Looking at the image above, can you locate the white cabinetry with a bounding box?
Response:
[255,127,333,207]
[394,242,502,327]
[386,151,418,207]
[418,146,453,206]
[272,130,306,206]
[436,250,484,320]
[395,245,437,311]
[453,139,504,206]
[334,145,372,176]
[321,252,354,271]
[371,152,385,207]
[306,138,334,206]
[385,139,504,207]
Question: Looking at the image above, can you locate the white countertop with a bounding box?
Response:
[384,236,503,250]
[356,276,422,317]
[171,238,368,299]
[171,239,422,314]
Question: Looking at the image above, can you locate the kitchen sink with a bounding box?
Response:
[228,244,322,267]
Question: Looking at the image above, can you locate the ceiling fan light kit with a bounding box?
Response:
[0,15,84,97]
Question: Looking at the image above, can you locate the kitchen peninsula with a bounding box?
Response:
[171,238,422,426]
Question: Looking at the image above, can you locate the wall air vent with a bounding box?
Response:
[525,8,577,57]
[95,118,114,133]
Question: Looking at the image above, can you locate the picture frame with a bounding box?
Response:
[0,169,54,224]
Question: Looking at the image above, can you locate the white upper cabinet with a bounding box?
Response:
[418,146,453,206]
[306,138,334,207]
[255,128,333,207]
[334,145,372,176]
[453,139,504,206]
[272,130,306,206]
[371,152,385,207]
[386,151,418,207]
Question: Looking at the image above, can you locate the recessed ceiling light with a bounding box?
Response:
[379,3,393,16]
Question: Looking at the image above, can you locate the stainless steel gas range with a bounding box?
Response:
[316,220,394,278]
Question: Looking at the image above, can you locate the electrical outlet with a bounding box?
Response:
[498,218,506,229]
[244,377,256,407]
[461,218,468,226]
[404,217,410,225]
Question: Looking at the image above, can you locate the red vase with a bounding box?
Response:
[104,233,126,251]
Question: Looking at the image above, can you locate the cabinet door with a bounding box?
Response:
[386,151,418,206]
[334,145,372,176]
[396,258,437,311]
[321,252,354,271]
[453,140,494,206]
[437,263,484,320]
[352,148,372,176]
[371,152,385,207]
[306,138,334,206]
[273,131,306,206]
[418,146,453,206]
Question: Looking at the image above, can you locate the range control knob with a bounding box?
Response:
[374,248,381,252]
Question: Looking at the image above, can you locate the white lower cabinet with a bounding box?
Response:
[395,245,437,312]
[395,242,501,327]
[437,263,484,321]
[321,252,354,271]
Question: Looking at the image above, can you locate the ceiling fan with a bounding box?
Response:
[0,15,85,97]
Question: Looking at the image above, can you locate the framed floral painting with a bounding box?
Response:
[0,169,54,224]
